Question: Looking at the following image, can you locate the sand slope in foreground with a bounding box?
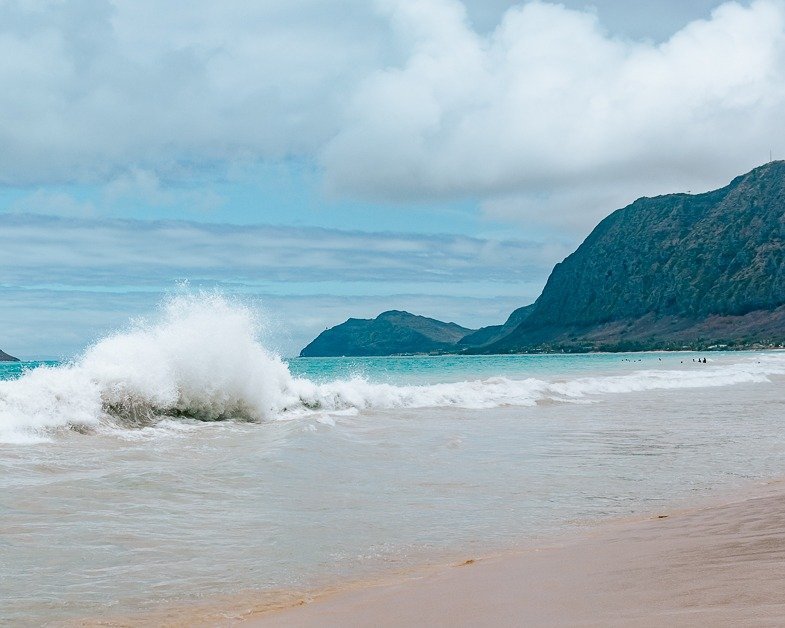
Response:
[248,484,785,627]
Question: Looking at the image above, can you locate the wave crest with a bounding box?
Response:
[0,295,295,442]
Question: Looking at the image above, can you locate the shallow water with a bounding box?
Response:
[2,298,785,624]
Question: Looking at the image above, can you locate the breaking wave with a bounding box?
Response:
[1,295,784,443]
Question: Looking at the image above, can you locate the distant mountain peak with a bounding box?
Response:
[299,310,476,357]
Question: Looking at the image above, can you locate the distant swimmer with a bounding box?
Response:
[703,357,707,364]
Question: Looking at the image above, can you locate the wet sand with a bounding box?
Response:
[245,482,785,627]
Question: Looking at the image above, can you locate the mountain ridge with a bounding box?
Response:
[480,160,785,353]
[299,310,475,357]
[300,161,785,356]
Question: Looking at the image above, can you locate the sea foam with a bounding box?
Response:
[1,295,784,443]
[0,294,294,443]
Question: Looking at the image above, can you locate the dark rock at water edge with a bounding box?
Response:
[0,348,19,361]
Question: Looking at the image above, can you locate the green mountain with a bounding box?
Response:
[480,161,785,352]
[300,161,785,356]
[0,348,19,361]
[299,310,476,357]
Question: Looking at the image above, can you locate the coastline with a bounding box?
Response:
[242,478,785,627]
[292,346,785,359]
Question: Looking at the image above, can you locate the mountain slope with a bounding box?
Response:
[457,305,533,348]
[300,162,785,356]
[300,310,476,357]
[485,161,785,352]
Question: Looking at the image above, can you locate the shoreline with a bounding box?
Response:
[291,347,785,359]
[241,477,785,627]
[60,475,785,626]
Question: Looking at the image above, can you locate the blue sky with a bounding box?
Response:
[1,0,782,358]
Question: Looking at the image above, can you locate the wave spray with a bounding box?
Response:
[1,293,783,443]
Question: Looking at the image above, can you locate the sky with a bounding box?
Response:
[1,0,783,358]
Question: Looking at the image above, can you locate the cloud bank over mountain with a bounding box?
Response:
[326,0,785,224]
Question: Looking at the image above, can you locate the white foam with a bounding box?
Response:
[0,294,295,443]
[1,295,784,443]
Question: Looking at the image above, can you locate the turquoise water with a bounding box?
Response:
[0,352,713,387]
[0,360,54,379]
[286,351,725,384]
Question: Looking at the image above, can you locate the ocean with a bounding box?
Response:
[3,295,785,624]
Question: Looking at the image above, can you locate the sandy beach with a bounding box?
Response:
[245,481,785,627]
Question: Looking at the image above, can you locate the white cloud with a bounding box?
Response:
[323,0,785,227]
[0,0,388,184]
[0,0,783,230]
